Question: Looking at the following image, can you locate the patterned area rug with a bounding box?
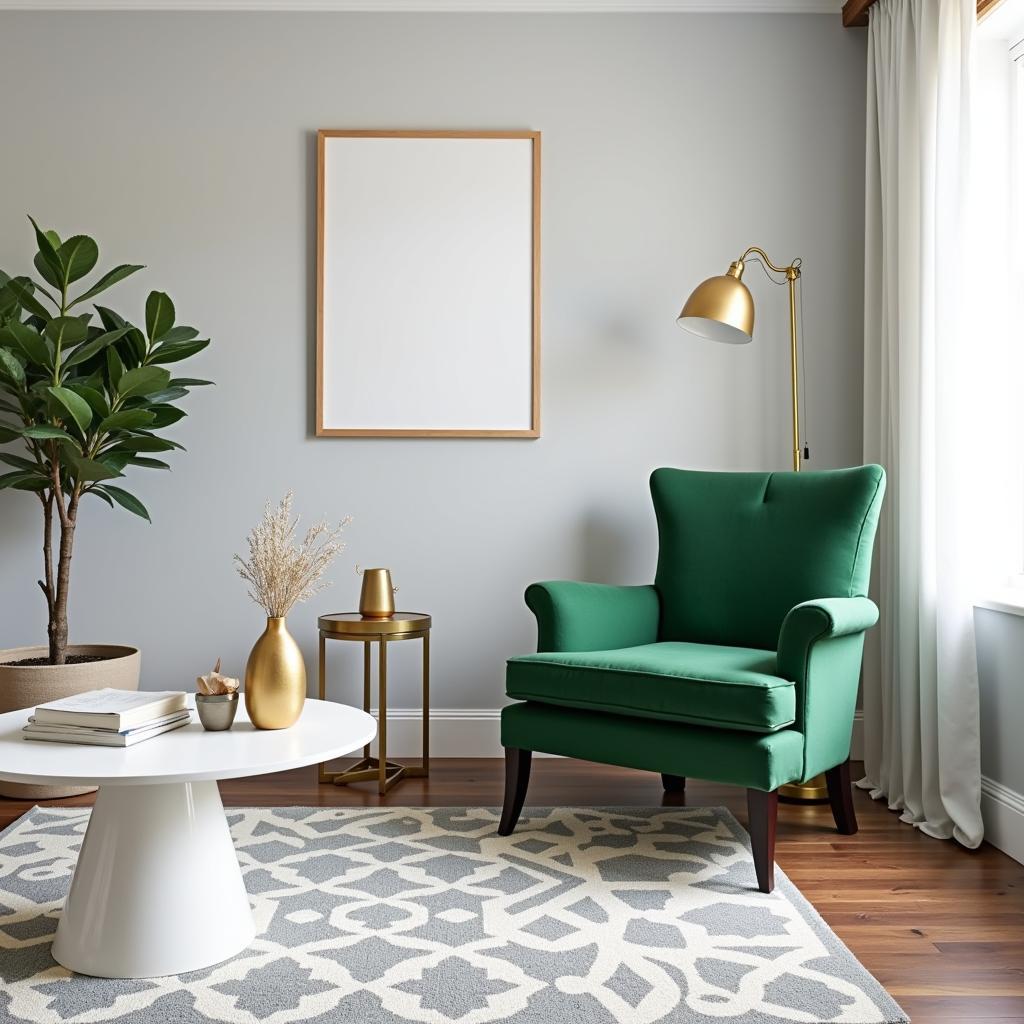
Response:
[0,806,906,1023]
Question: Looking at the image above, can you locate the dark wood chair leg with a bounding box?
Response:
[825,759,858,836]
[498,747,532,836]
[746,788,778,894]
[661,774,686,793]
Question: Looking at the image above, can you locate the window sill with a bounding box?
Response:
[975,591,1024,618]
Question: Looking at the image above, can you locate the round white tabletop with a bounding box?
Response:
[0,696,375,787]
[0,697,377,980]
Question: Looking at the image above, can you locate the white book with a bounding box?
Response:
[34,689,187,731]
[22,715,191,748]
[24,709,191,736]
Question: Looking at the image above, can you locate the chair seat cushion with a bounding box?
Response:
[506,642,795,733]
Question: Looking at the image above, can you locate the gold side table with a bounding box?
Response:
[317,612,430,795]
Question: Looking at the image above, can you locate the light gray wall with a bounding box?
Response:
[0,12,866,711]
[975,609,1024,795]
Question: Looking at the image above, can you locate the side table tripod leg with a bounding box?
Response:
[363,639,371,759]
[422,631,430,775]
[318,634,328,784]
[378,639,388,795]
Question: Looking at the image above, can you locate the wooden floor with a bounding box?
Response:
[2,758,1021,1023]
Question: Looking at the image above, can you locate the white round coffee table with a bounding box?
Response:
[0,697,375,979]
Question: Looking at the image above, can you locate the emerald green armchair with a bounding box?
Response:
[499,465,886,893]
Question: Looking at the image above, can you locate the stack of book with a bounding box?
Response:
[23,689,191,747]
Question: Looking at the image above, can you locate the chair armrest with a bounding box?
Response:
[777,596,879,681]
[525,581,660,653]
[776,596,879,780]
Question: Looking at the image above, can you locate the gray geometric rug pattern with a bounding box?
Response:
[0,806,907,1023]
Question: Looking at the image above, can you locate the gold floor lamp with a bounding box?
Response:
[677,246,826,802]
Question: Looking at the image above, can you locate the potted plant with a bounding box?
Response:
[0,217,211,797]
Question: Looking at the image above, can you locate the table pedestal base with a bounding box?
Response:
[52,780,255,978]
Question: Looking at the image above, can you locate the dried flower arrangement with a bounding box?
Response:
[196,658,239,696]
[234,492,351,619]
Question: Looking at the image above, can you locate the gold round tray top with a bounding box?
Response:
[318,612,431,637]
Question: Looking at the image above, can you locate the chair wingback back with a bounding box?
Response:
[651,465,886,651]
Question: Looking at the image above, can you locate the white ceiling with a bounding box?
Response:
[0,0,845,12]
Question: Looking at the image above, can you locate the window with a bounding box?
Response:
[973,0,1024,605]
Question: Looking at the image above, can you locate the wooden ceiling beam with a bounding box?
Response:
[841,0,871,27]
[845,0,995,27]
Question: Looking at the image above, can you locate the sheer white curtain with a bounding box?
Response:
[860,0,985,848]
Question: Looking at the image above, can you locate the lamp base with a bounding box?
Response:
[779,772,829,803]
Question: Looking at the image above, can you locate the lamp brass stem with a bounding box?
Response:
[734,247,803,473]
[788,273,800,473]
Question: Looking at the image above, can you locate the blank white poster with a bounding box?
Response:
[317,133,538,436]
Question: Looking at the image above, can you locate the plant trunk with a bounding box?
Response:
[48,498,77,666]
[40,494,55,624]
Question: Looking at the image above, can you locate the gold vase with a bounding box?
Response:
[244,617,306,729]
[358,568,397,619]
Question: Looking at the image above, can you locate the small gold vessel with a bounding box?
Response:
[244,617,306,729]
[358,568,397,619]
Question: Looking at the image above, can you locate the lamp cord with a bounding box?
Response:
[745,257,811,463]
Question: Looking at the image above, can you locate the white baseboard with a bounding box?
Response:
[361,708,504,759]
[850,709,864,762]
[981,775,1024,865]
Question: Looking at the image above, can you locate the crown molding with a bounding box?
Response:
[0,0,843,12]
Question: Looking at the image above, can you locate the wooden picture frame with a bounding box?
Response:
[316,130,541,438]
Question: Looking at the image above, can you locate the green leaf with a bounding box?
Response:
[128,456,170,470]
[4,277,51,320]
[27,217,63,283]
[145,291,175,342]
[106,347,124,386]
[154,325,198,344]
[70,384,110,420]
[69,264,144,308]
[12,477,49,492]
[0,452,38,471]
[69,454,121,482]
[0,286,18,320]
[0,348,25,386]
[143,387,189,404]
[0,323,50,367]
[168,377,213,387]
[44,317,88,349]
[117,365,170,399]
[33,251,62,290]
[119,434,182,453]
[126,329,147,366]
[98,409,155,433]
[147,404,187,428]
[0,470,46,491]
[97,484,150,522]
[88,487,114,508]
[0,423,22,443]
[61,326,132,369]
[98,450,130,472]
[57,235,99,286]
[47,386,93,435]
[95,305,127,332]
[22,424,78,444]
[149,338,209,364]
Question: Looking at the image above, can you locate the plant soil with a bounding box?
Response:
[2,655,108,668]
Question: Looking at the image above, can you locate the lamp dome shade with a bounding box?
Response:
[676,273,754,345]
